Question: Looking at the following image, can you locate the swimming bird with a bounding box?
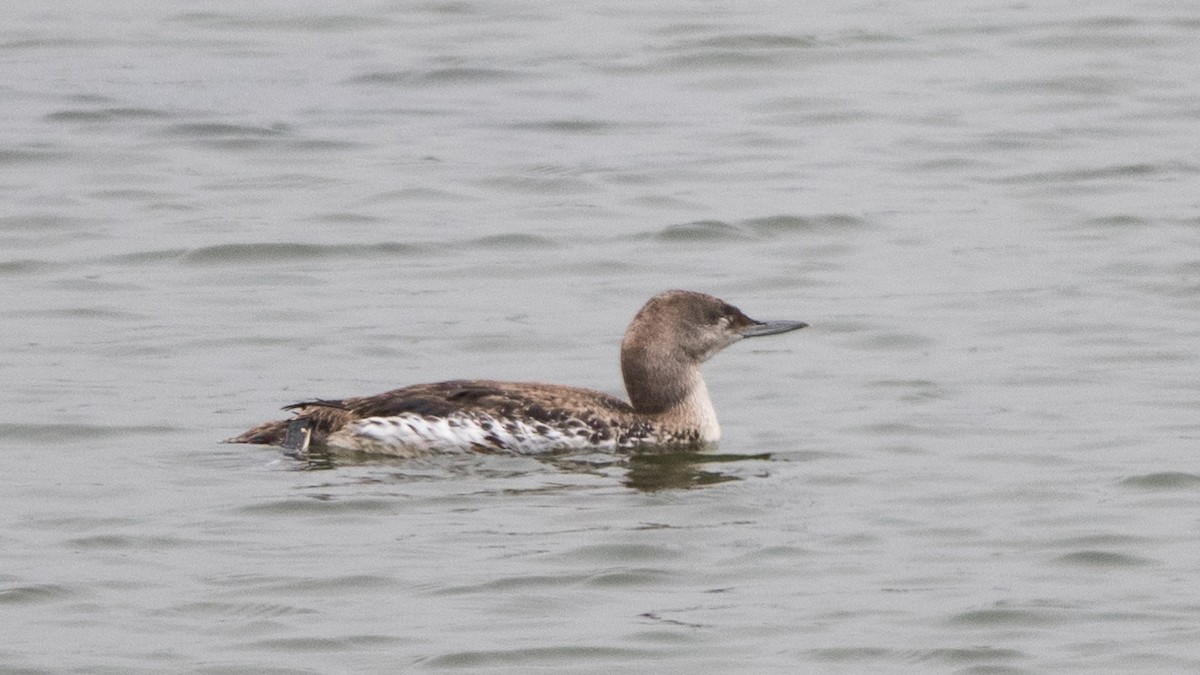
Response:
[228,290,806,456]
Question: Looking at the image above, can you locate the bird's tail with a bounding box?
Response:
[226,419,289,446]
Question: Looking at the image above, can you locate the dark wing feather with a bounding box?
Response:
[282,398,349,411]
[338,380,634,423]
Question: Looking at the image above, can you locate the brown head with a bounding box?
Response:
[619,290,807,414]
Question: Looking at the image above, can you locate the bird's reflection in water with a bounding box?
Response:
[288,445,769,492]
[622,450,770,491]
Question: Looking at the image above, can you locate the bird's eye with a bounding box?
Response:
[717,316,730,327]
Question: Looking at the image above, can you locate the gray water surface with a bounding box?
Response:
[3,1,1200,672]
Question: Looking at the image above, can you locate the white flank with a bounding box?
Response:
[326,413,612,457]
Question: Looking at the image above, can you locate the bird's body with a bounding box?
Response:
[229,290,806,457]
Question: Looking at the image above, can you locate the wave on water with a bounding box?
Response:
[162,122,290,138]
[168,11,383,32]
[0,147,73,165]
[155,121,359,152]
[0,423,179,444]
[346,68,520,86]
[0,260,52,276]
[809,645,1025,669]
[44,107,171,123]
[180,241,426,265]
[0,584,76,606]
[1055,550,1154,568]
[468,233,559,250]
[651,220,751,242]
[1119,471,1200,490]
[742,213,869,234]
[640,214,869,243]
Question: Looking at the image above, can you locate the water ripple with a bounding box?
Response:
[650,220,751,242]
[675,33,820,50]
[908,646,1026,665]
[347,68,519,86]
[180,242,426,265]
[0,259,52,276]
[1055,550,1155,568]
[163,122,290,138]
[994,161,1198,185]
[468,233,559,250]
[236,634,403,653]
[509,119,621,134]
[0,146,72,164]
[235,497,401,517]
[0,583,76,605]
[45,107,172,123]
[65,534,203,550]
[422,645,661,669]
[431,573,588,596]
[948,607,1060,627]
[1119,472,1200,490]
[170,11,383,32]
[0,423,177,443]
[585,567,675,588]
[742,213,869,235]
[158,600,317,618]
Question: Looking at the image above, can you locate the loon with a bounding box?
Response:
[228,290,806,456]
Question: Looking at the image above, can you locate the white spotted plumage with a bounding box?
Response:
[329,412,611,457]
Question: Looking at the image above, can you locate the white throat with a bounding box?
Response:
[674,371,721,443]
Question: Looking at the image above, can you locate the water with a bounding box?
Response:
[3,1,1200,672]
